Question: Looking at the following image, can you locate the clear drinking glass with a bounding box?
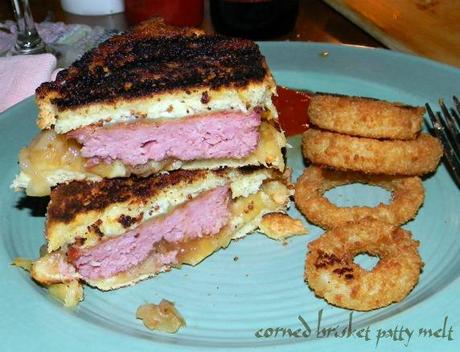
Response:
[10,0,46,55]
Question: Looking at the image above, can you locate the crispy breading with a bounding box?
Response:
[309,93,424,140]
[295,166,424,229]
[305,219,423,311]
[302,128,443,175]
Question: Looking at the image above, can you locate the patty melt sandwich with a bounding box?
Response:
[13,19,300,300]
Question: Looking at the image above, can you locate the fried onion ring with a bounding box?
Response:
[308,94,424,140]
[305,219,422,311]
[303,128,443,175]
[295,166,424,229]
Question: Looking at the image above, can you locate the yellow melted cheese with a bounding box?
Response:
[18,122,285,196]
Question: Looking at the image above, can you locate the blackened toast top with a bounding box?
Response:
[36,18,270,111]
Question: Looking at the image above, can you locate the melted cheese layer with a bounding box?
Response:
[12,121,286,196]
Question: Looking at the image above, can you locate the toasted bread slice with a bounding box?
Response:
[36,18,277,133]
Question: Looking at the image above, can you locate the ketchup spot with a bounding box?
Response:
[273,86,310,137]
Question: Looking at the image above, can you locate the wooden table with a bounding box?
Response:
[3,1,459,67]
[324,0,460,68]
[0,0,382,48]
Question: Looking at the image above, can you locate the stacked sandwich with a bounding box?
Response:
[295,93,443,311]
[13,19,297,300]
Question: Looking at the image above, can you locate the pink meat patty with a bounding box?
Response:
[69,185,230,280]
[68,111,261,166]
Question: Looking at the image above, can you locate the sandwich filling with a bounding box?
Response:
[67,186,230,280]
[14,120,285,196]
[68,111,261,166]
[30,171,293,290]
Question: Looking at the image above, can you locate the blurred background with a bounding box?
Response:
[0,0,459,67]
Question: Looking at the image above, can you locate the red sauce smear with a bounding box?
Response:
[273,86,310,137]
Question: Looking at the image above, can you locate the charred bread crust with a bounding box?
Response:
[47,169,209,224]
[36,18,276,131]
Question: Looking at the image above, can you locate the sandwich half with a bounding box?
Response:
[13,18,286,196]
[31,167,293,290]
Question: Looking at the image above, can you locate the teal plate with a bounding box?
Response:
[1,43,459,352]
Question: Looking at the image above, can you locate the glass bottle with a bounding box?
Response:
[210,0,299,39]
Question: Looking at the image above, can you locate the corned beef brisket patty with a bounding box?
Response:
[68,111,261,166]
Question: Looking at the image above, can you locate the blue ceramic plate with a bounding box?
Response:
[1,43,459,352]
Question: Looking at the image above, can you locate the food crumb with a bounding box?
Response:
[233,256,239,262]
[11,257,33,271]
[259,213,308,240]
[136,299,185,334]
[48,280,84,308]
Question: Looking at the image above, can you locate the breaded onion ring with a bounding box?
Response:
[308,94,424,140]
[303,128,443,175]
[295,166,424,229]
[305,219,422,311]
